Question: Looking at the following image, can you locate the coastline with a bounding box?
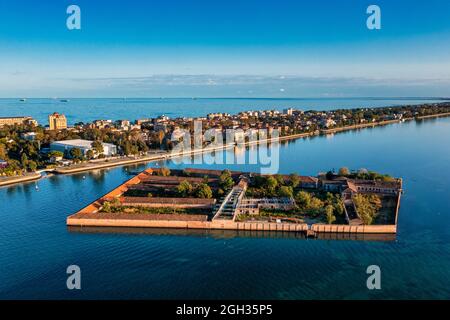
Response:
[0,172,41,187]
[3,111,450,186]
[55,111,450,174]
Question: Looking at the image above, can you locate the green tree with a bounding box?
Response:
[333,199,344,216]
[102,201,111,213]
[86,149,95,160]
[325,205,336,224]
[219,169,234,190]
[122,141,132,155]
[70,147,83,160]
[308,197,324,211]
[195,183,213,199]
[353,194,382,225]
[278,186,294,198]
[289,173,301,188]
[91,140,104,154]
[20,153,28,168]
[295,191,312,209]
[265,176,278,193]
[274,174,285,186]
[28,160,37,172]
[111,197,122,207]
[177,180,193,197]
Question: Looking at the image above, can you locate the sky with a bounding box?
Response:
[0,0,449,98]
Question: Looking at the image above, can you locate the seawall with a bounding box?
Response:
[0,173,42,187]
[66,215,396,234]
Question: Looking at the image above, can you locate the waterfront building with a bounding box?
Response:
[320,118,337,128]
[48,112,67,130]
[284,108,294,115]
[50,139,117,158]
[135,119,151,125]
[93,119,113,129]
[115,119,131,130]
[0,116,38,127]
[21,132,37,141]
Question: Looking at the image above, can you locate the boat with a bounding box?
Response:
[19,98,27,102]
[60,99,69,102]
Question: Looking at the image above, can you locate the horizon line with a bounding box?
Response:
[1,97,449,100]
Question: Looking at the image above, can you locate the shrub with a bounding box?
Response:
[353,194,382,225]
[278,186,294,198]
[194,183,213,199]
[102,201,111,213]
[177,180,193,197]
[325,205,336,224]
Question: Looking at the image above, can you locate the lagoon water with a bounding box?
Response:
[1,99,450,299]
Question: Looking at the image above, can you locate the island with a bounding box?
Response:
[67,167,402,236]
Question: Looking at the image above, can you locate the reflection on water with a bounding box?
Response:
[68,226,396,242]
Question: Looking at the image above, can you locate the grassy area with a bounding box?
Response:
[100,203,209,215]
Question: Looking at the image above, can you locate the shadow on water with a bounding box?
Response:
[67,226,396,242]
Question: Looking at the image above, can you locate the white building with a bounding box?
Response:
[21,132,37,141]
[284,108,294,116]
[50,139,117,158]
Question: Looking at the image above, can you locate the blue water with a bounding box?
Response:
[1,102,450,299]
[0,97,447,125]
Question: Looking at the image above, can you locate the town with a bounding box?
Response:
[67,166,403,235]
[1,101,450,186]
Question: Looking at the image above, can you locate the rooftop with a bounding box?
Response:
[51,139,115,148]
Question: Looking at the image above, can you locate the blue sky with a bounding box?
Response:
[0,0,449,97]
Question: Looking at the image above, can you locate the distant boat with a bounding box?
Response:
[19,98,27,102]
[60,99,69,102]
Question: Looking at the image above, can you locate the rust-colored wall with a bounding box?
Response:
[311,223,396,234]
[67,216,309,232]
